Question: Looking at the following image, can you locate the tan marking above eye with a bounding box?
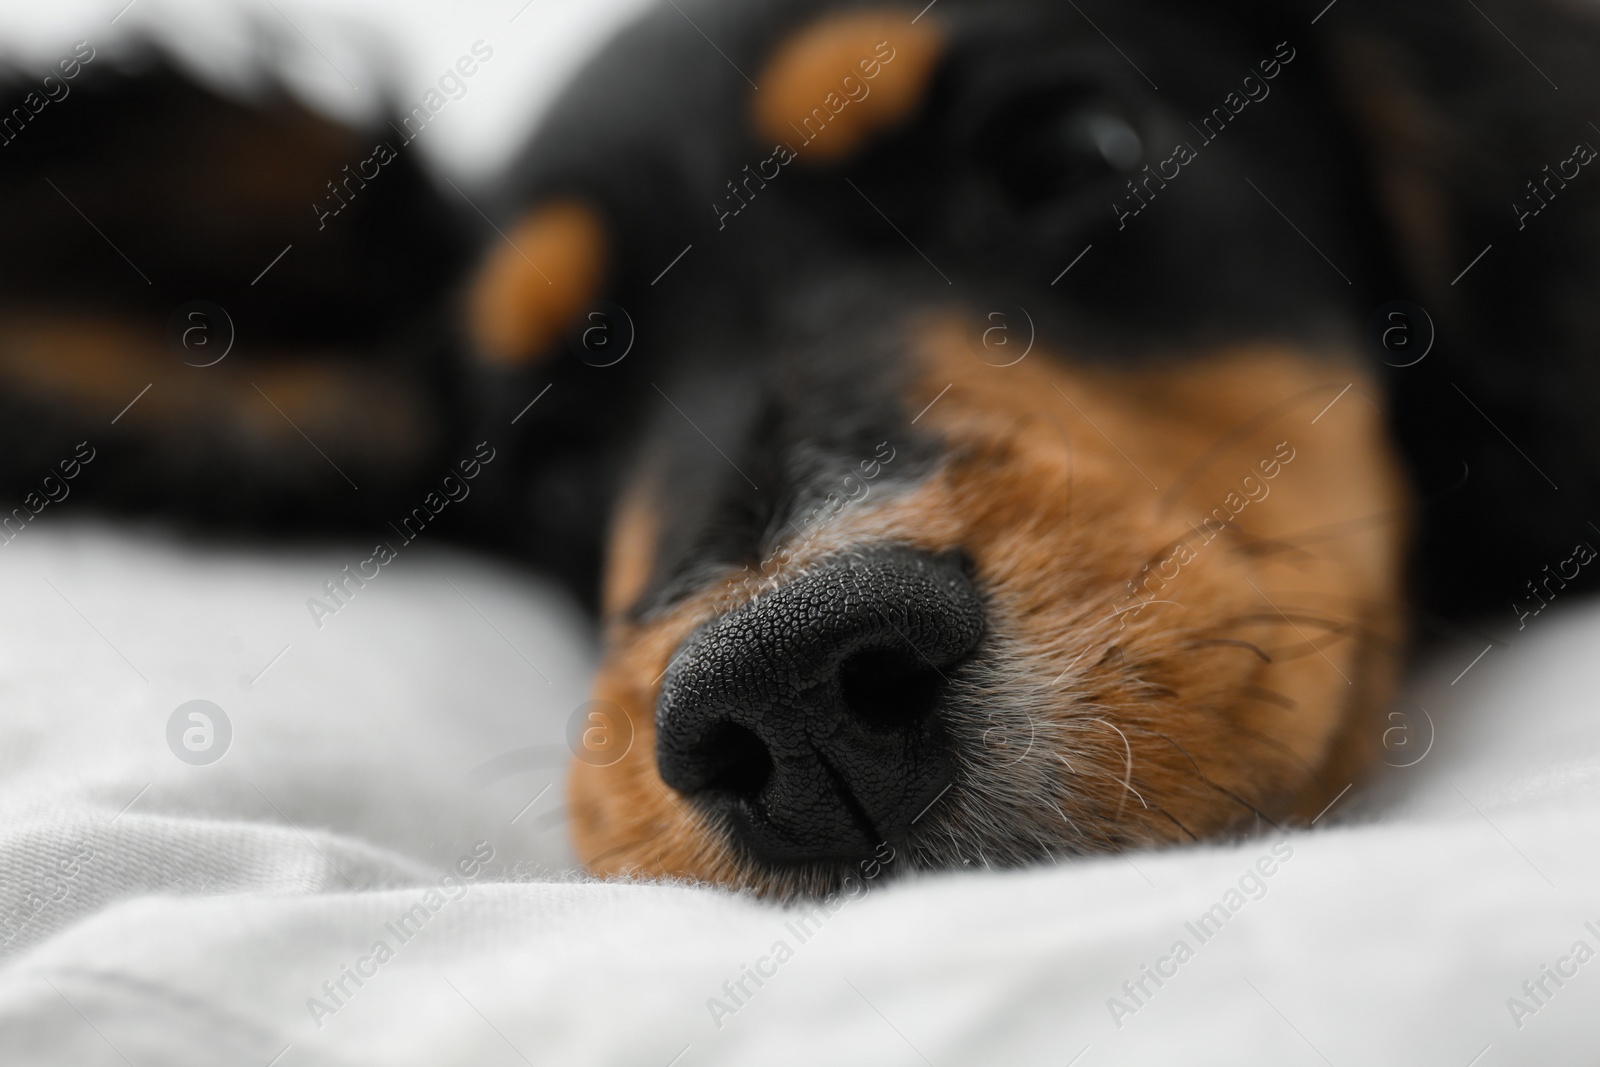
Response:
[467,199,606,367]
[753,8,944,164]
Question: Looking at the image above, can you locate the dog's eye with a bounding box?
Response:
[980,95,1142,210]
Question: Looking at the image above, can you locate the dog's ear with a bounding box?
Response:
[1322,0,1600,615]
[0,58,473,527]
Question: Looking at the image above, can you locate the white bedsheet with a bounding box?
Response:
[1,522,1597,1065]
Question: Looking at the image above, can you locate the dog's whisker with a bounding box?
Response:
[1221,609,1355,631]
[1155,382,1361,515]
[1136,725,1281,830]
[1230,723,1320,778]
[1184,637,1273,662]
[1090,717,1139,821]
[1149,806,1200,843]
[1240,685,1298,711]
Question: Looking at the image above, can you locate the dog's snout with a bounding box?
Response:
[656,546,984,865]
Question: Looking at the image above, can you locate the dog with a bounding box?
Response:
[4,0,1599,898]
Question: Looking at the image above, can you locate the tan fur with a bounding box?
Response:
[467,200,606,366]
[571,322,1409,890]
[602,481,662,620]
[569,576,745,886]
[0,312,432,464]
[753,9,943,164]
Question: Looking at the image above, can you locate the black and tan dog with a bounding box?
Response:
[4,0,1600,897]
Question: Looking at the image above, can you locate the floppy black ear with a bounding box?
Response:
[0,55,475,531]
[1321,0,1600,619]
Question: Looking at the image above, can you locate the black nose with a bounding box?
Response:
[656,545,984,866]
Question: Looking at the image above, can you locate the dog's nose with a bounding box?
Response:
[656,545,984,865]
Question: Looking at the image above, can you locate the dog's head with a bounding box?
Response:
[466,0,1600,894]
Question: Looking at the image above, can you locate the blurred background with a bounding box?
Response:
[0,0,653,182]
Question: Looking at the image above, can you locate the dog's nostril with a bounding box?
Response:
[657,544,985,866]
[697,722,774,799]
[837,646,944,732]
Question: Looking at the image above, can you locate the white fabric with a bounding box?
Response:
[0,522,1597,1065]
